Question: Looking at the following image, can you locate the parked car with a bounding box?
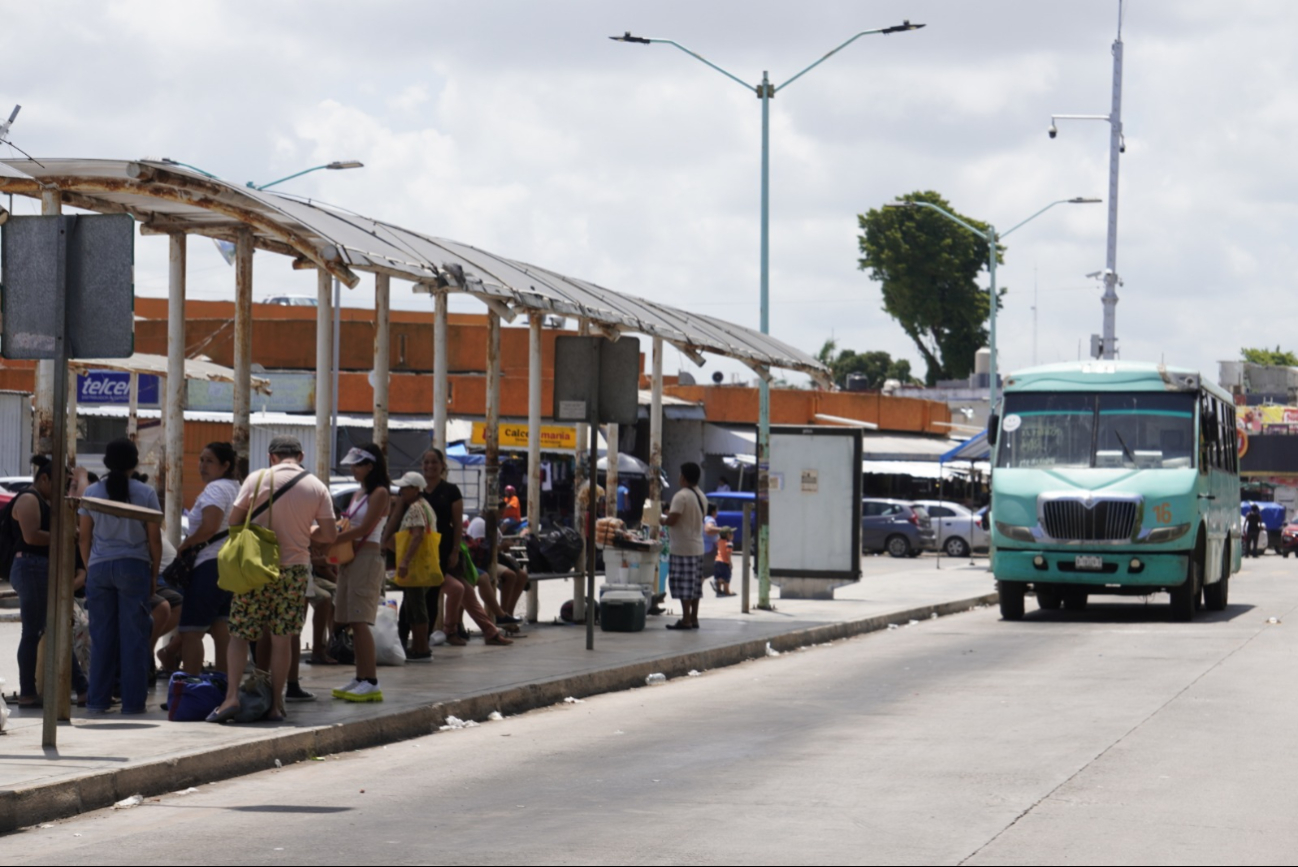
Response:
[861,498,935,558]
[264,294,318,307]
[706,490,756,549]
[1280,520,1298,557]
[912,499,989,558]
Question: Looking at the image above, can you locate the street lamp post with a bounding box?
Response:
[249,160,364,191]
[613,21,925,610]
[885,197,1101,409]
[1049,1,1126,360]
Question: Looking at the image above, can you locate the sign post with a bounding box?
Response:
[2,214,134,747]
[554,335,640,649]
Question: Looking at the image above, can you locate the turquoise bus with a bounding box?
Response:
[988,361,1241,621]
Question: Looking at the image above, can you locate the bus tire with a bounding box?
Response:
[1170,557,1201,622]
[998,581,1025,620]
[1204,545,1230,612]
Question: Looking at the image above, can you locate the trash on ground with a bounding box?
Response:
[908,619,920,626]
[687,670,701,677]
[39,823,54,829]
[887,623,900,630]
[114,794,143,809]
[440,715,468,730]
[175,787,199,796]
[930,612,939,619]
[646,673,667,685]
[765,643,780,657]
[274,759,282,768]
[563,696,584,704]
[1267,617,1281,624]
[488,711,504,721]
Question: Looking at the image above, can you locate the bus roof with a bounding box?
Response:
[1002,361,1234,403]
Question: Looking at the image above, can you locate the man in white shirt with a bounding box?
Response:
[663,462,708,630]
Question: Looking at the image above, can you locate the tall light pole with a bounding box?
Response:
[1049,0,1125,359]
[612,21,925,610]
[885,197,1101,409]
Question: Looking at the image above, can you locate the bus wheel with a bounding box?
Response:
[1036,586,1062,610]
[1204,546,1230,612]
[1063,591,1088,611]
[1170,557,1201,622]
[998,581,1025,620]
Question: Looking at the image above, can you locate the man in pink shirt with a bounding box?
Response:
[209,436,337,722]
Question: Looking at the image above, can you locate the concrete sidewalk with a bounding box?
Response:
[0,557,996,832]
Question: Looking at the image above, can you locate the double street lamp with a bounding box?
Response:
[884,197,1101,409]
[613,21,925,609]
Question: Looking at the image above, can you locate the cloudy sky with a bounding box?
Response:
[3,0,1296,385]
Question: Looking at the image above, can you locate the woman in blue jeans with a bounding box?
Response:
[10,460,89,708]
[77,439,162,714]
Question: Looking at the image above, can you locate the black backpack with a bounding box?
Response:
[0,495,23,581]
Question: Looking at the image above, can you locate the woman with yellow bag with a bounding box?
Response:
[391,471,441,661]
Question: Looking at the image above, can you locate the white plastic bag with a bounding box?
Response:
[374,603,406,666]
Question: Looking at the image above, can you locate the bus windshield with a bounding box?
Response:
[997,392,1196,470]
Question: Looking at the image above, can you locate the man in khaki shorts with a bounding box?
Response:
[208,436,336,723]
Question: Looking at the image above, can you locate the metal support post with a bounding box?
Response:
[987,228,998,409]
[572,320,590,622]
[741,502,752,614]
[127,372,139,444]
[331,277,341,469]
[526,313,543,622]
[33,189,60,457]
[164,233,186,547]
[315,267,333,482]
[605,423,619,520]
[232,230,253,478]
[586,420,598,651]
[648,337,664,534]
[432,289,449,451]
[1101,32,1124,359]
[756,71,773,611]
[484,311,501,587]
[373,273,391,455]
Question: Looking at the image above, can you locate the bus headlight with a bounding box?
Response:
[1145,523,1191,544]
[995,522,1036,543]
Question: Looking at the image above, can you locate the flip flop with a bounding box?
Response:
[666,621,691,630]
[205,705,240,724]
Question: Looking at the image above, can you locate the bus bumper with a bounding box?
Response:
[993,549,1190,587]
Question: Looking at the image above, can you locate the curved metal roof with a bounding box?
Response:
[0,158,829,381]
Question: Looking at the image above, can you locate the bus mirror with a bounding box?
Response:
[987,414,999,447]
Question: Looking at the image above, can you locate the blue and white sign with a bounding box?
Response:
[77,371,160,406]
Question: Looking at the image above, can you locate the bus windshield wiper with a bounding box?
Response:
[1113,430,1138,466]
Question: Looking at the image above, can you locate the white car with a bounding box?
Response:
[912,499,989,558]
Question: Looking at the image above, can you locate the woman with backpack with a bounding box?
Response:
[78,438,162,714]
[8,460,90,708]
[174,442,241,676]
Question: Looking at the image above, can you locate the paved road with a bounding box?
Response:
[8,555,1298,865]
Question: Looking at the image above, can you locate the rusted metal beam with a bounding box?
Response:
[373,273,391,456]
[315,268,333,482]
[33,189,60,457]
[648,336,664,537]
[232,229,253,478]
[165,233,186,547]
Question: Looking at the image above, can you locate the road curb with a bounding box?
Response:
[0,590,998,832]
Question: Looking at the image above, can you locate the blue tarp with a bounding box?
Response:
[1242,501,1287,531]
[447,442,485,466]
[940,431,990,463]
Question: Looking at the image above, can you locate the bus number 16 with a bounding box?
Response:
[1153,503,1172,524]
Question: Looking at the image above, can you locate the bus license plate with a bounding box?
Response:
[1075,555,1103,571]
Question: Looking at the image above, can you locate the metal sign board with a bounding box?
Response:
[552,335,640,425]
[1,214,134,359]
[769,425,863,587]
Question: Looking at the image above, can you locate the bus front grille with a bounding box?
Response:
[1042,500,1139,541]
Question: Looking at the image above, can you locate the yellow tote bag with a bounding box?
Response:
[393,501,443,588]
[217,471,281,595]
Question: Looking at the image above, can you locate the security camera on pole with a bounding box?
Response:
[1049,0,1127,360]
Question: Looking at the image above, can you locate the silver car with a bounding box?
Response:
[913,499,989,558]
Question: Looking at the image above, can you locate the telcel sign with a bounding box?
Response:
[77,371,160,406]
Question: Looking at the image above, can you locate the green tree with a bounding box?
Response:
[816,338,915,389]
[857,190,1003,385]
[1241,346,1298,367]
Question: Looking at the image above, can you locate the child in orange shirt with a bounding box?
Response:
[713,527,734,597]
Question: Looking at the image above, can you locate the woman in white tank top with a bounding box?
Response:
[331,444,392,703]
